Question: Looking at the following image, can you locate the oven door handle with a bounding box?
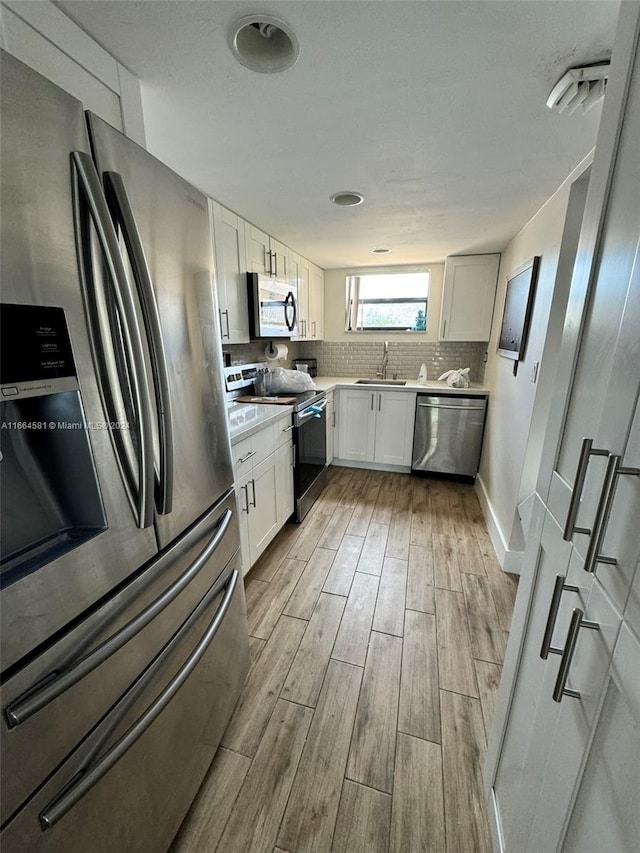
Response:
[295,400,327,425]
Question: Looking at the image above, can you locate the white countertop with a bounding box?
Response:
[313,376,489,395]
[227,401,293,445]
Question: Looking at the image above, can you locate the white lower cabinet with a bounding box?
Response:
[335,388,416,468]
[234,413,294,576]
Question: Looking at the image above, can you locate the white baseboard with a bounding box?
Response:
[475,475,522,575]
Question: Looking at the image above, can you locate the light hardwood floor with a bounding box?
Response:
[172,468,518,853]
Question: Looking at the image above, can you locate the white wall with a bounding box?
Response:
[477,153,592,569]
[324,263,444,342]
[0,0,145,145]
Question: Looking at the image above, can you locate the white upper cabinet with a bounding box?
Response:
[297,257,324,341]
[309,261,324,340]
[210,201,250,344]
[245,223,271,275]
[439,253,500,341]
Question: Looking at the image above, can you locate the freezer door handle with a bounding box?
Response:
[103,171,175,515]
[5,507,234,728]
[71,151,154,529]
[38,568,240,830]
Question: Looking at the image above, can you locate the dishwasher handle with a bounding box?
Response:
[417,402,486,411]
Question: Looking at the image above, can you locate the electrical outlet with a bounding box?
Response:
[531,361,540,383]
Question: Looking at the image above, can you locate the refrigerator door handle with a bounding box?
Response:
[39,568,240,830]
[5,507,234,728]
[103,170,175,516]
[71,151,154,529]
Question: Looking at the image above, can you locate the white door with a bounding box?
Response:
[561,623,640,853]
[336,389,376,462]
[439,254,499,341]
[245,223,270,275]
[309,262,324,340]
[297,257,311,340]
[248,453,280,561]
[326,394,335,465]
[211,202,250,344]
[487,9,640,852]
[373,391,417,466]
[269,237,288,281]
[275,441,294,527]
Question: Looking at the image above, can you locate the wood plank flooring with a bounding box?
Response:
[172,468,519,853]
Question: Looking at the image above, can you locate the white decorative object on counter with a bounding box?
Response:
[438,367,471,388]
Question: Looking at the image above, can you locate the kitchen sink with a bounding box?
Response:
[355,379,407,385]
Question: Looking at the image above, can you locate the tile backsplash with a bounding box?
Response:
[296,340,487,383]
[224,339,487,383]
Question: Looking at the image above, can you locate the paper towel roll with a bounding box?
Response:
[264,342,288,362]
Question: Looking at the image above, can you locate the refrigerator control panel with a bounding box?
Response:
[1,303,79,399]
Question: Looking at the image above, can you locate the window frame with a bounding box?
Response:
[345,269,430,332]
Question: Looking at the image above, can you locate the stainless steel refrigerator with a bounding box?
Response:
[0,51,249,852]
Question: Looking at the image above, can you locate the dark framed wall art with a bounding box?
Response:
[498,255,541,362]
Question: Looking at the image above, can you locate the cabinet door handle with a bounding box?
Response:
[265,248,272,276]
[250,478,257,508]
[272,252,278,278]
[378,393,382,412]
[584,454,640,573]
[282,424,295,433]
[238,450,256,464]
[371,393,374,411]
[291,444,295,468]
[442,319,447,338]
[552,608,600,702]
[540,575,580,659]
[563,438,609,541]
[241,484,250,513]
[219,309,230,339]
[332,411,336,428]
[312,320,316,338]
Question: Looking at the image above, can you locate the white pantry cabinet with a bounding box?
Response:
[210,201,250,344]
[335,388,416,468]
[233,412,294,575]
[439,253,500,341]
[487,9,640,852]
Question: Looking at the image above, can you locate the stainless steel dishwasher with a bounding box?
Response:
[411,393,488,477]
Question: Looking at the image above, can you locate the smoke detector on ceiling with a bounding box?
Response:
[228,15,299,73]
[546,62,610,114]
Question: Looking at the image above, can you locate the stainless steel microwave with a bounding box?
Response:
[247,272,297,338]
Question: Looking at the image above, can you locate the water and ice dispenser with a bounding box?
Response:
[0,304,107,587]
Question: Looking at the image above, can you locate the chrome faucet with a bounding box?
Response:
[377,340,389,380]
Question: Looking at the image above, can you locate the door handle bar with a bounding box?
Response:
[540,574,580,659]
[584,454,640,573]
[250,478,256,508]
[563,438,609,541]
[552,607,600,703]
[71,151,154,529]
[103,171,175,515]
[39,569,239,829]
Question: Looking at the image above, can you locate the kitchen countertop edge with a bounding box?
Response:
[227,403,294,445]
[313,376,489,395]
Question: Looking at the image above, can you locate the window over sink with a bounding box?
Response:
[345,270,430,331]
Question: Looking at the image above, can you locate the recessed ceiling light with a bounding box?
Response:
[371,247,391,254]
[330,192,364,207]
[228,15,300,74]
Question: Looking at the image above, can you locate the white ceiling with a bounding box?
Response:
[57,0,619,268]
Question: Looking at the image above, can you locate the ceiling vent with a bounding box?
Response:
[228,15,299,74]
[330,192,364,207]
[547,62,610,114]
